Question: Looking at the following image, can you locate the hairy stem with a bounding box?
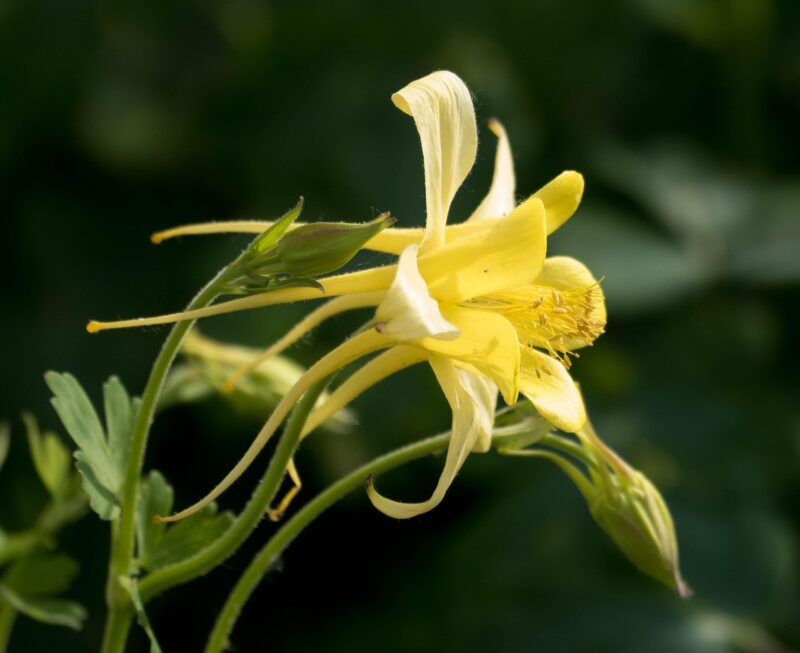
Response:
[101,266,233,653]
[204,429,453,653]
[138,376,331,603]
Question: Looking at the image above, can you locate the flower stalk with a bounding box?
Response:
[203,418,541,653]
[101,264,236,653]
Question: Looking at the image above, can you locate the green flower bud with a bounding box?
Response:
[500,418,690,597]
[223,198,395,294]
[273,213,395,277]
[587,453,692,598]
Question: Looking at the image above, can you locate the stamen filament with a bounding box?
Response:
[87,266,397,334]
[301,345,428,437]
[266,458,303,522]
[225,291,385,392]
[154,329,390,523]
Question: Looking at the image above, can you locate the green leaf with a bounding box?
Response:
[22,412,73,501]
[149,504,233,570]
[45,372,139,521]
[251,197,304,254]
[120,577,162,653]
[0,530,41,567]
[74,452,120,520]
[0,585,86,630]
[0,422,9,474]
[3,553,79,598]
[104,377,138,480]
[136,471,233,572]
[136,471,173,568]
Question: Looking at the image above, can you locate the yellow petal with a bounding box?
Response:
[87,265,398,333]
[226,291,385,391]
[301,346,428,437]
[155,329,390,523]
[533,171,585,235]
[375,245,460,342]
[419,195,546,303]
[392,71,477,252]
[518,347,586,432]
[366,356,492,519]
[468,119,516,222]
[419,305,519,404]
[534,255,606,349]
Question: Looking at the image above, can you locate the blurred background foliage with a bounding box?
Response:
[2,0,799,651]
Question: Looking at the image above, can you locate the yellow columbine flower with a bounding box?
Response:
[90,71,605,522]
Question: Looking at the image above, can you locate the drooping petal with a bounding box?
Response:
[518,347,586,433]
[533,256,606,350]
[469,119,516,222]
[392,71,478,252]
[420,195,546,303]
[366,356,492,519]
[419,305,519,404]
[533,171,585,235]
[375,245,460,342]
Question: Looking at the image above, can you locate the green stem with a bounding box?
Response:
[101,266,234,653]
[138,376,331,603]
[204,429,453,653]
[0,601,16,653]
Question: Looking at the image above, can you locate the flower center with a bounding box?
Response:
[466,283,604,366]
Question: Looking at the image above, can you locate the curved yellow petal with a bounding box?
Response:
[366,356,492,519]
[226,291,385,391]
[469,119,516,222]
[419,305,519,404]
[155,329,391,523]
[301,346,428,437]
[533,256,606,350]
[375,245,459,342]
[420,195,546,303]
[518,347,586,433]
[534,171,585,235]
[392,71,477,252]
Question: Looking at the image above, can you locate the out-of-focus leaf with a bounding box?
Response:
[3,553,79,598]
[162,331,356,433]
[136,470,233,572]
[0,530,41,568]
[592,143,757,245]
[22,412,73,501]
[0,585,86,630]
[45,373,139,521]
[729,183,800,284]
[157,364,214,411]
[550,207,703,312]
[0,422,9,474]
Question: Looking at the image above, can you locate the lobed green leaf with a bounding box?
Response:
[0,586,86,630]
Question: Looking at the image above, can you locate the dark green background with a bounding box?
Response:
[2,0,799,651]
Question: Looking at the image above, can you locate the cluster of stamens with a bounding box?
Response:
[468,282,605,368]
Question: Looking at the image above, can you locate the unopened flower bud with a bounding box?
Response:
[274,213,395,277]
